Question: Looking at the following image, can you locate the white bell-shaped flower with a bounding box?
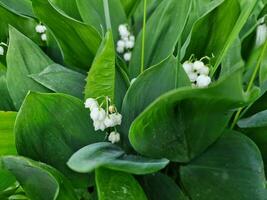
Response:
[183,62,193,74]
[125,40,134,49]
[196,75,211,88]
[188,72,198,82]
[104,116,115,128]
[119,25,129,38]
[117,40,125,48]
[193,61,205,72]
[124,52,132,61]
[85,98,99,110]
[198,66,209,76]
[0,46,4,56]
[93,120,106,131]
[116,46,124,54]
[129,35,135,42]
[90,107,106,121]
[108,131,120,144]
[35,25,46,33]
[41,33,47,41]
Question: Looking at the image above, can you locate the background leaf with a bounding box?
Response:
[32,0,101,70]
[76,0,127,41]
[0,2,39,42]
[50,0,81,20]
[15,92,104,187]
[29,64,86,99]
[95,168,147,200]
[1,156,78,200]
[129,0,192,78]
[6,27,52,109]
[180,131,267,200]
[141,173,188,200]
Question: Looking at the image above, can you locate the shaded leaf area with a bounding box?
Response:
[180,131,267,200]
[1,156,79,200]
[181,0,224,44]
[141,173,188,200]
[183,0,257,74]
[0,0,34,17]
[120,0,140,17]
[84,31,116,102]
[32,0,101,70]
[238,110,267,174]
[0,2,39,42]
[29,64,86,100]
[0,168,16,198]
[50,0,81,20]
[129,69,249,162]
[0,64,15,111]
[77,0,126,41]
[129,0,192,78]
[6,27,52,110]
[0,111,17,156]
[68,142,169,175]
[15,92,104,188]
[121,56,190,149]
[95,168,147,200]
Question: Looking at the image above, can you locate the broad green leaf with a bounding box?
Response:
[141,173,188,200]
[238,110,267,173]
[129,0,192,78]
[0,2,39,42]
[0,65,15,111]
[84,31,116,102]
[121,56,189,149]
[104,154,169,175]
[180,131,267,200]
[129,69,248,162]
[0,111,17,156]
[1,156,78,200]
[95,168,147,200]
[76,0,127,41]
[0,0,34,17]
[238,110,267,128]
[183,0,257,74]
[29,64,86,99]
[32,0,101,70]
[6,27,52,109]
[68,142,169,175]
[15,92,104,187]
[50,0,81,20]
[181,0,224,44]
[68,142,124,173]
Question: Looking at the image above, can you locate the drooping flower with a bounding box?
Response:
[0,46,4,56]
[108,131,120,144]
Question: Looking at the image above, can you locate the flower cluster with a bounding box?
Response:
[85,97,122,144]
[116,24,135,62]
[183,60,211,88]
[35,24,47,41]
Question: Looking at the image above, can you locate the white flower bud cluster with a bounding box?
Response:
[35,24,47,41]
[116,24,135,62]
[183,60,211,88]
[85,98,122,144]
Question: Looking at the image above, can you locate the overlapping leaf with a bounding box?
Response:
[180,131,267,200]
[129,69,250,162]
[15,92,104,187]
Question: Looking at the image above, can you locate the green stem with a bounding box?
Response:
[231,40,267,128]
[140,0,147,73]
[103,0,112,30]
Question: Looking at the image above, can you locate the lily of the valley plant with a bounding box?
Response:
[1,0,267,199]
